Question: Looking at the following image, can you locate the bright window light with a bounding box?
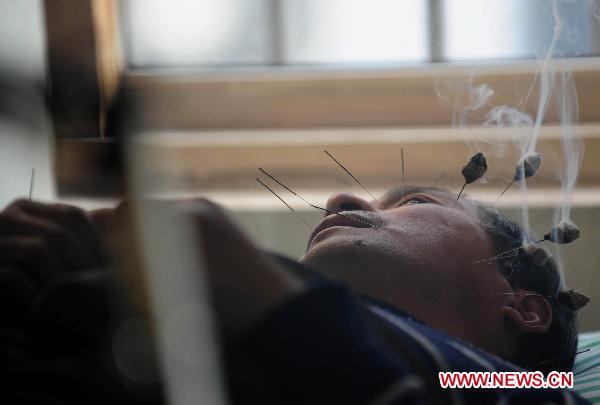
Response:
[121,0,599,67]
[441,0,596,61]
[123,0,272,67]
[282,0,429,64]
[441,0,533,60]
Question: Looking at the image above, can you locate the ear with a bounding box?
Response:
[502,290,552,333]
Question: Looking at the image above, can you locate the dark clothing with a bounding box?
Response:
[226,254,590,404]
[0,271,162,404]
[0,256,590,404]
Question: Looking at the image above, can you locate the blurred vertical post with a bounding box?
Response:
[91,0,123,138]
[44,0,124,196]
[128,136,227,405]
[428,0,444,62]
[44,0,122,139]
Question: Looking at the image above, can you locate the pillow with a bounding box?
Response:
[574,331,600,403]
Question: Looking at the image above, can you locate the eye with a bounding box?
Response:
[399,195,430,206]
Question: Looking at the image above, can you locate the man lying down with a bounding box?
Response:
[0,185,590,404]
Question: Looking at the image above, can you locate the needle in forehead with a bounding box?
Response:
[401,147,405,184]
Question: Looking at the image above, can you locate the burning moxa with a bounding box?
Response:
[482,222,580,263]
[543,222,580,244]
[494,153,542,206]
[557,289,590,311]
[514,153,542,181]
[460,152,488,191]
[447,153,487,224]
[518,243,552,266]
[476,241,550,265]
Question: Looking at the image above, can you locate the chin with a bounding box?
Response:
[300,236,371,279]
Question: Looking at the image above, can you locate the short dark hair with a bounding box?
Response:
[381,185,579,373]
[474,202,579,375]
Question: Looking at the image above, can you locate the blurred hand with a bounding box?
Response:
[3,197,303,337]
[0,199,107,326]
[174,199,304,338]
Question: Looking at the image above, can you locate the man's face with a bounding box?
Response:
[300,186,514,353]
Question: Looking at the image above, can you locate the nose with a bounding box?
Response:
[325,192,377,214]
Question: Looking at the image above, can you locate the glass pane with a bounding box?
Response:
[122,0,272,67]
[0,0,45,79]
[281,0,429,64]
[441,0,598,61]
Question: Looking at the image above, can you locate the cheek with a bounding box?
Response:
[383,207,494,279]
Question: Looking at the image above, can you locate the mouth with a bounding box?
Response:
[308,211,383,247]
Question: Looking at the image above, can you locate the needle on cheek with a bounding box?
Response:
[256,178,313,230]
[258,168,378,228]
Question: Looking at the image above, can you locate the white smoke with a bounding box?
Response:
[554,71,584,225]
[483,106,534,128]
[436,0,589,285]
[482,106,533,157]
[434,73,495,129]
